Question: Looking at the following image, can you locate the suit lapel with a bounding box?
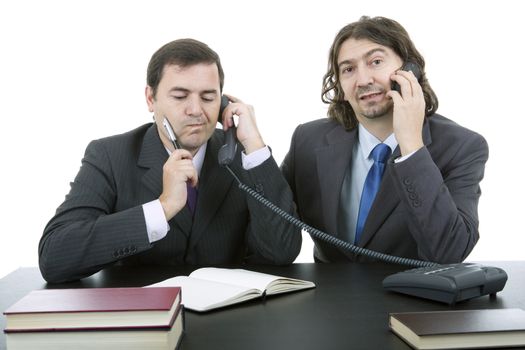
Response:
[138,124,167,196]
[189,131,234,247]
[316,125,357,237]
[358,120,433,246]
[137,124,193,234]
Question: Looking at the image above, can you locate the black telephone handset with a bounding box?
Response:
[391,61,422,95]
[218,95,237,166]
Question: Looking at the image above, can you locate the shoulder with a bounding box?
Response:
[295,118,342,134]
[92,123,152,145]
[291,118,346,144]
[426,114,488,156]
[84,123,154,162]
[88,123,153,149]
[428,114,485,141]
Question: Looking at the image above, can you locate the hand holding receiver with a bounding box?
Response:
[390,62,421,94]
[218,95,236,165]
[388,62,426,156]
[220,94,265,156]
[159,149,198,220]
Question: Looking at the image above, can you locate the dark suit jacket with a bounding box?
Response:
[39,123,301,283]
[281,114,488,263]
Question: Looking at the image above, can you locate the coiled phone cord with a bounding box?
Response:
[225,165,437,268]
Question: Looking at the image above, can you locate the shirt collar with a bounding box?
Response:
[358,123,398,159]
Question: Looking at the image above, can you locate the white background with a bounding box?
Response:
[1,0,523,279]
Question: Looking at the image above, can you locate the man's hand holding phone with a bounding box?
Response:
[387,64,426,156]
[221,94,265,155]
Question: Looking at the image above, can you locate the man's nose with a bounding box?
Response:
[185,96,204,117]
[355,66,374,87]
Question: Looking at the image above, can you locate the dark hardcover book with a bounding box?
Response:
[389,308,525,349]
[4,287,181,331]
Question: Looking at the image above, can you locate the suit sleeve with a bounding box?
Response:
[281,125,299,204]
[237,153,302,265]
[390,132,489,263]
[38,140,152,283]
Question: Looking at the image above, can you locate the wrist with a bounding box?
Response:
[242,136,265,155]
[158,195,181,221]
[399,141,424,157]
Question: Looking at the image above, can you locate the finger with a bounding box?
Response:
[170,149,193,161]
[223,103,247,129]
[404,70,424,100]
[221,107,234,130]
[187,168,199,187]
[223,93,243,104]
[391,72,413,98]
[386,89,402,104]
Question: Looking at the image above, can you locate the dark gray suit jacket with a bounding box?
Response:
[281,114,487,263]
[39,123,301,283]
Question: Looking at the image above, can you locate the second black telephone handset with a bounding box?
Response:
[391,61,422,95]
[218,95,236,166]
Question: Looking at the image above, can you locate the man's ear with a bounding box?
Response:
[145,86,155,113]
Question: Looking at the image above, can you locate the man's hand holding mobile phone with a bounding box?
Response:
[388,62,425,156]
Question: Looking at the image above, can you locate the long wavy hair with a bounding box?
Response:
[322,16,438,130]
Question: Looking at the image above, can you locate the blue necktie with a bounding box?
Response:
[355,143,391,244]
[186,183,198,217]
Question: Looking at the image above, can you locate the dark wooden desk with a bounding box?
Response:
[1,262,524,350]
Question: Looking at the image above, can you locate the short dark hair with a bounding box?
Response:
[147,38,224,98]
[321,16,439,130]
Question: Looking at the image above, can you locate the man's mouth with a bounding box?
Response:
[359,92,383,101]
[184,123,206,136]
[187,123,205,128]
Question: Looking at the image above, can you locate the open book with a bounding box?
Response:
[148,268,315,312]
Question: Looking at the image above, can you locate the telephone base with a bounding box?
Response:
[382,263,508,304]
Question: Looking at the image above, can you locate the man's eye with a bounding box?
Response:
[371,59,382,66]
[202,96,215,102]
[341,66,353,74]
[171,95,186,100]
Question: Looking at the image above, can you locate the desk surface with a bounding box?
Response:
[1,262,524,350]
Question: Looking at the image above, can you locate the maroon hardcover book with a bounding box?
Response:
[4,287,181,332]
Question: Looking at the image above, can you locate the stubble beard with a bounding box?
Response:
[359,99,393,120]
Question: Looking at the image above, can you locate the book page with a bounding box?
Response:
[148,276,261,312]
[189,268,315,295]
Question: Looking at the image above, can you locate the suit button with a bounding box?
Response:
[124,247,130,254]
[130,245,137,253]
[403,178,412,185]
[113,251,119,258]
[409,193,417,200]
[413,199,422,207]
[406,185,414,193]
[255,184,264,193]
